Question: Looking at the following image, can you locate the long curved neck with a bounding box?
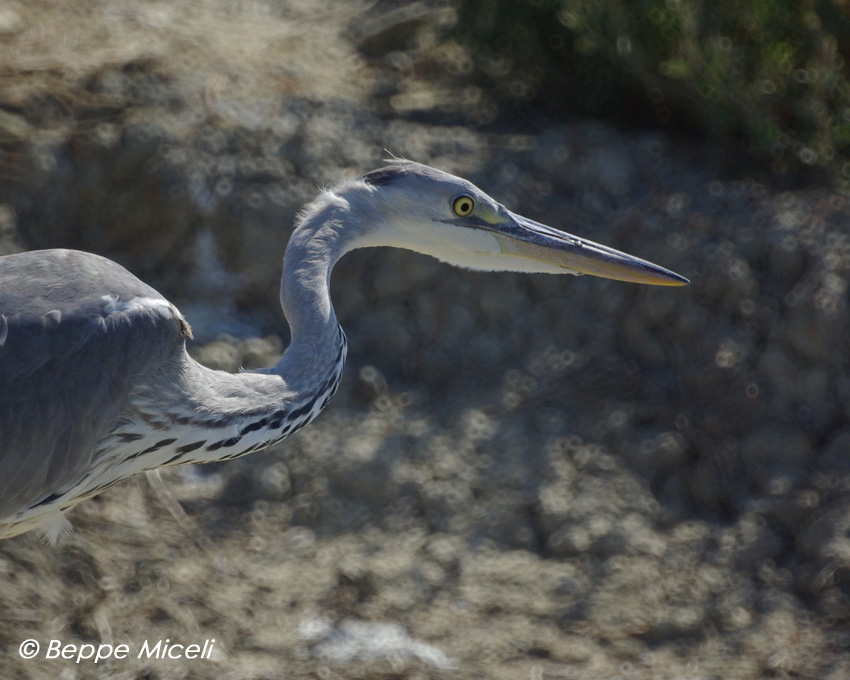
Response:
[273,197,352,395]
[49,187,381,525]
[107,191,365,473]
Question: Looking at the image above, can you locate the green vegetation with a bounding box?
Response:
[456,0,850,190]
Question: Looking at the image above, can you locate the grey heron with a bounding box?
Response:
[0,161,687,543]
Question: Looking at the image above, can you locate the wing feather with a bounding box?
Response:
[0,249,188,519]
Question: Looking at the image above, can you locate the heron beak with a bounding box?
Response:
[493,211,689,286]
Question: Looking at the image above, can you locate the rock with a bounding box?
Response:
[819,428,850,475]
[784,307,838,362]
[742,425,814,495]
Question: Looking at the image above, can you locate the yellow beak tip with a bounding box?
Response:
[652,274,689,287]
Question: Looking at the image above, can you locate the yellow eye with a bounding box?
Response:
[452,195,475,217]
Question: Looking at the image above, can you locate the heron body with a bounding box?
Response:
[0,161,687,542]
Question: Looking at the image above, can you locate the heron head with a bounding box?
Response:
[350,160,688,286]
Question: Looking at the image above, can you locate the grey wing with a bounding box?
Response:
[0,249,189,519]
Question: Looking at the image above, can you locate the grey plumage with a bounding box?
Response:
[0,250,188,524]
[0,161,686,542]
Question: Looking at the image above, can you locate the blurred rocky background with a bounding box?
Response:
[1,1,849,679]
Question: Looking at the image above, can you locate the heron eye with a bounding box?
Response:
[452,195,475,217]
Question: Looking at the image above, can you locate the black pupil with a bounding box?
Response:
[459,199,470,213]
